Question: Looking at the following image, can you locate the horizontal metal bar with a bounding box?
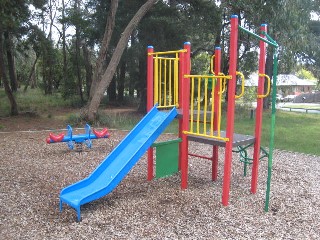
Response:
[183,131,229,142]
[153,57,177,60]
[184,74,232,79]
[148,49,187,55]
[238,26,278,48]
[156,104,179,109]
[188,153,213,161]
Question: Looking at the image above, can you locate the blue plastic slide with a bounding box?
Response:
[59,105,177,221]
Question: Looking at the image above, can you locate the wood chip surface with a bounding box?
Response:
[1,130,319,239]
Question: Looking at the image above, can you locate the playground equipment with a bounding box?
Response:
[146,15,279,211]
[46,124,110,150]
[59,15,278,221]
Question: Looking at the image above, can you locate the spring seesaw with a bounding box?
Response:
[46,124,110,150]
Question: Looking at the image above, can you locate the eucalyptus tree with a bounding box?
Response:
[304,0,320,83]
[87,0,119,102]
[85,0,159,121]
[0,0,46,115]
[56,0,95,102]
[307,19,320,83]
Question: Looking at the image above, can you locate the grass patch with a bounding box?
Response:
[0,88,82,117]
[232,109,320,155]
[93,106,320,155]
[65,110,144,130]
[2,88,319,155]
[282,103,320,109]
[271,111,320,155]
[98,112,142,130]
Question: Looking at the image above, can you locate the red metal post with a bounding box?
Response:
[147,46,154,181]
[222,15,238,206]
[212,46,221,181]
[178,51,185,171]
[251,24,267,193]
[181,42,191,189]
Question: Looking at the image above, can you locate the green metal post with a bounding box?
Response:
[265,49,279,212]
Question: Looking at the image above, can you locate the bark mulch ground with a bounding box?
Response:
[0,115,319,239]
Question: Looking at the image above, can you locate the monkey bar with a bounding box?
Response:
[238,22,279,211]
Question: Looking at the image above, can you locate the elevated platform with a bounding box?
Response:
[188,131,255,147]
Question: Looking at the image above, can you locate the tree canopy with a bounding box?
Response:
[0,0,319,118]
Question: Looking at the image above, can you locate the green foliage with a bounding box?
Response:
[61,41,85,99]
[65,112,84,127]
[191,53,211,74]
[1,0,320,120]
[297,68,316,80]
[239,51,258,77]
[0,1,31,34]
[241,87,257,106]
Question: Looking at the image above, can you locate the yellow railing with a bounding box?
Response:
[218,72,227,94]
[149,49,186,108]
[183,74,232,141]
[235,71,245,99]
[210,55,215,74]
[257,73,271,98]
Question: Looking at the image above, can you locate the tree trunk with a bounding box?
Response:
[75,0,84,104]
[128,33,136,97]
[117,59,126,103]
[30,65,37,89]
[138,55,147,112]
[107,78,117,103]
[24,56,38,92]
[87,0,158,121]
[4,32,18,91]
[46,0,55,94]
[0,31,18,115]
[89,0,119,101]
[62,0,68,96]
[75,38,84,103]
[82,45,93,98]
[41,8,53,95]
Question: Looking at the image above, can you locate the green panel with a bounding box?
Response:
[154,139,181,179]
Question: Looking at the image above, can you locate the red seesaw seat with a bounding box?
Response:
[92,128,109,138]
[46,133,65,143]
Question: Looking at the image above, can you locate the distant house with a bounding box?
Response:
[245,73,317,96]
